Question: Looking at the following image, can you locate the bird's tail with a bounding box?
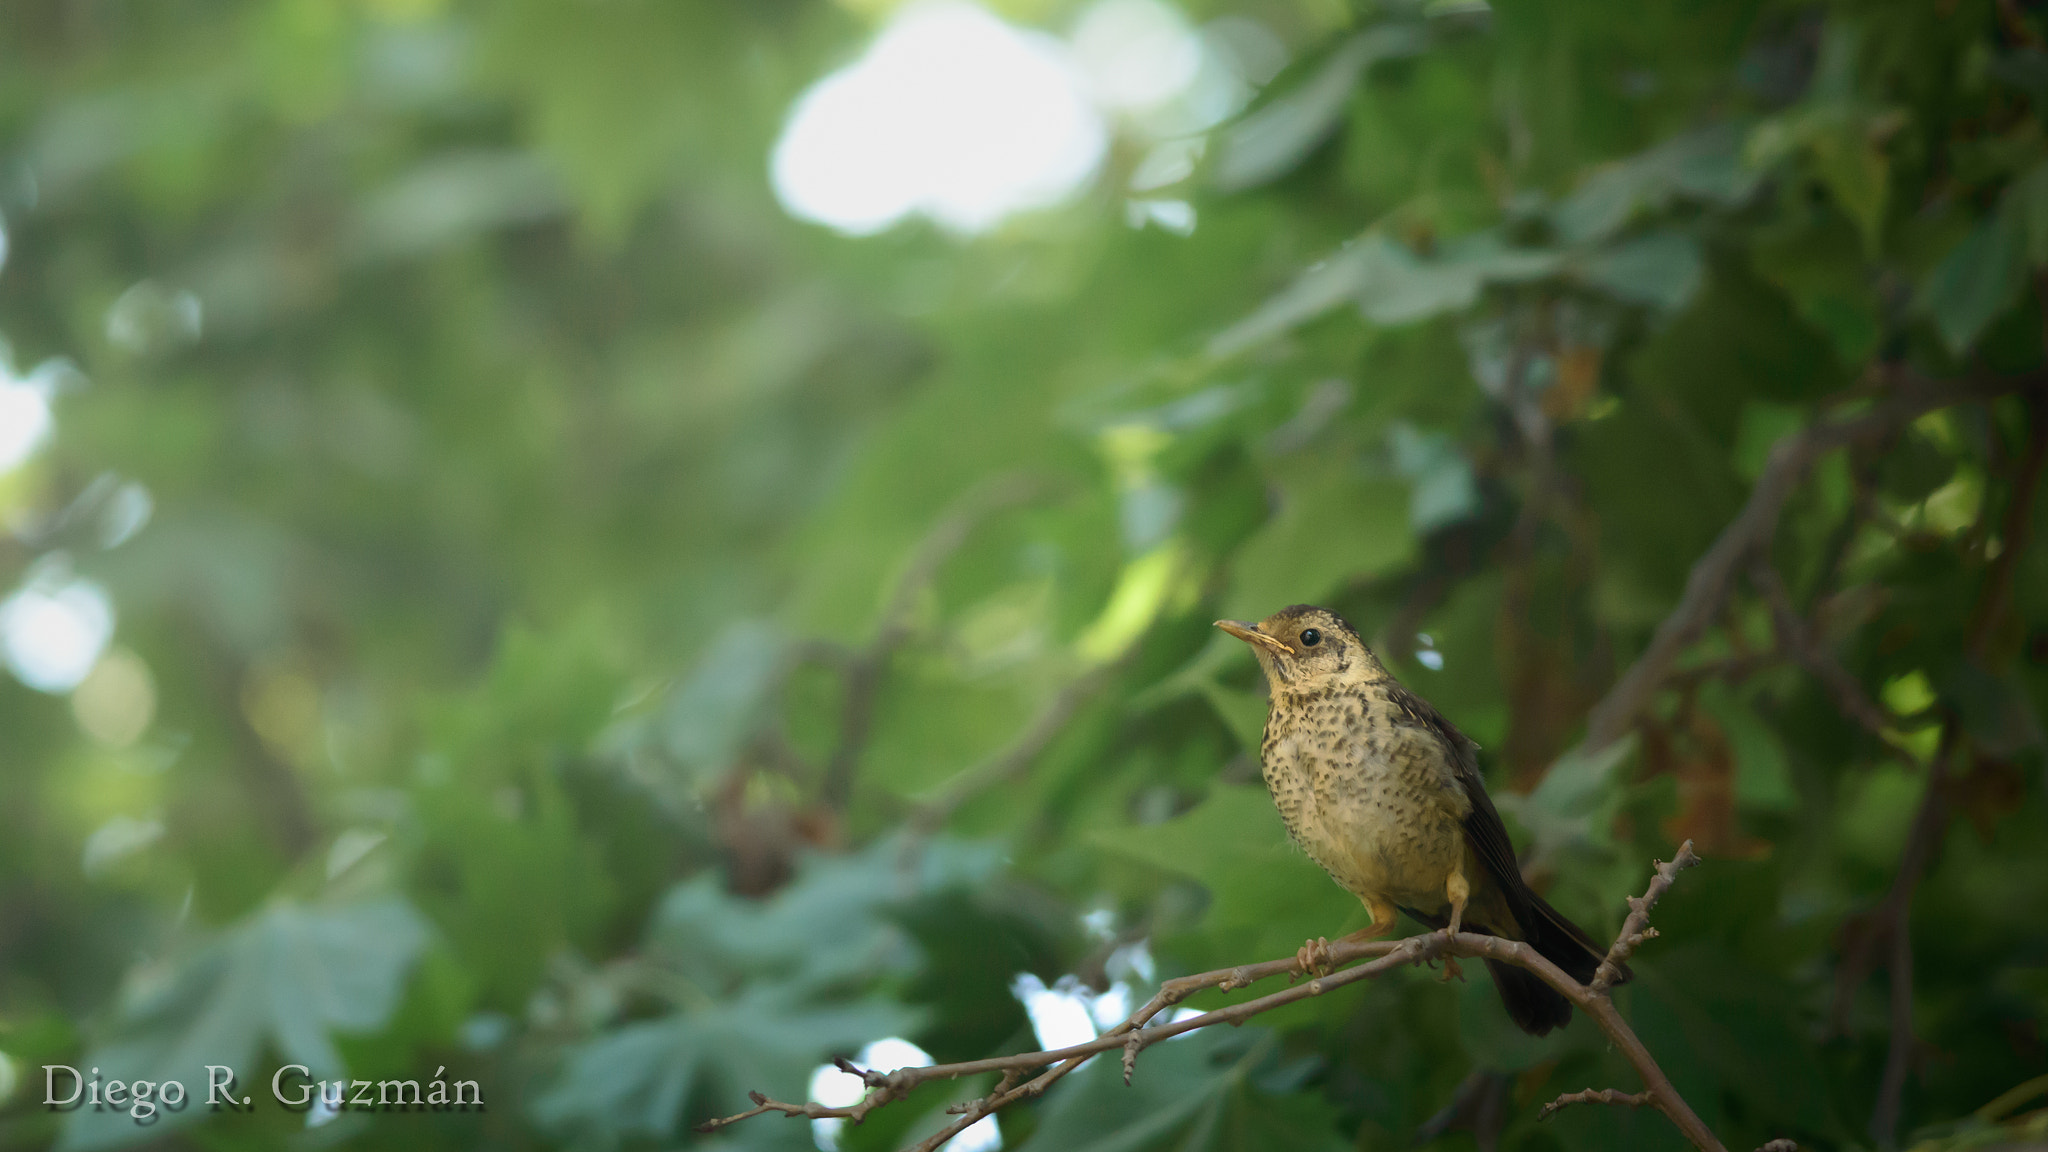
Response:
[1486,890,1624,1037]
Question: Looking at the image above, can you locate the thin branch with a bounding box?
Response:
[1580,370,2042,752]
[1593,841,1700,991]
[1538,1087,1651,1121]
[1749,561,1890,736]
[1866,725,1955,1150]
[699,842,1770,1152]
[819,475,1044,808]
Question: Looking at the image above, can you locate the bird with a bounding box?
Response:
[1215,604,1623,1035]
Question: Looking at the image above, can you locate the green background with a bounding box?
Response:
[0,1,2043,1150]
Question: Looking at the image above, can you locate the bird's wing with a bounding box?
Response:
[1384,684,1536,931]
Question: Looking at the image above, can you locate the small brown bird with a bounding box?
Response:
[1216,604,1622,1035]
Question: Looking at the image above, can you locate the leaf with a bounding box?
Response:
[1553,124,1758,245]
[648,835,1000,993]
[1097,786,1357,962]
[1731,401,1806,482]
[1362,231,1564,326]
[1919,204,2028,354]
[659,618,788,782]
[1221,458,1413,621]
[1207,242,1376,358]
[531,987,913,1143]
[1573,230,1705,311]
[1749,218,1883,363]
[1354,235,1489,325]
[1697,682,1797,813]
[1201,681,1269,754]
[1498,736,1636,866]
[1809,121,1889,254]
[1211,26,1425,193]
[1388,422,1478,533]
[1012,1028,1350,1152]
[347,150,566,262]
[1210,230,1571,357]
[58,900,429,1152]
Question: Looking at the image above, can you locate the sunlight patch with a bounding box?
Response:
[772,2,1106,235]
[1,560,114,693]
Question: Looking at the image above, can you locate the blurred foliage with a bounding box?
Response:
[0,1,2044,1152]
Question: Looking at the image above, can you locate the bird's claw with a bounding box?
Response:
[1294,937,1334,979]
[1435,955,1466,983]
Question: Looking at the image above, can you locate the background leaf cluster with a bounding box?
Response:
[0,1,2043,1151]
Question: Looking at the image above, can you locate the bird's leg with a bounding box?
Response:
[1444,867,1469,938]
[1438,868,1469,982]
[1295,898,1400,979]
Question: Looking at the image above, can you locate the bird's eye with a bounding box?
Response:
[1299,628,1321,647]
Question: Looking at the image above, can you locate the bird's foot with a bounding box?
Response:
[1434,919,1465,982]
[1294,937,1334,980]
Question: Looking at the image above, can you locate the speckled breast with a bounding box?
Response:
[1260,687,1469,907]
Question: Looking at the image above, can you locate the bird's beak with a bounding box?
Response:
[1215,620,1289,656]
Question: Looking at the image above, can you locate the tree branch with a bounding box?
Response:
[1580,371,2042,752]
[700,842,1780,1152]
[1538,1087,1651,1120]
[1749,560,1890,736]
[1869,390,2047,1149]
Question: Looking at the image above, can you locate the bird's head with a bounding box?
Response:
[1214,604,1384,690]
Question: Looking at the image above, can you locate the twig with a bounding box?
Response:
[1593,841,1700,992]
[1869,391,2047,1149]
[1538,1087,1651,1120]
[1749,560,1890,736]
[1579,370,2043,752]
[819,475,1043,808]
[699,842,1769,1152]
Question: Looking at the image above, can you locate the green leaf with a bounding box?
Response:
[1809,122,1889,254]
[1208,242,1376,358]
[1361,232,1564,326]
[1574,231,1705,311]
[1919,205,2029,354]
[1212,26,1425,193]
[1097,786,1358,962]
[531,988,912,1143]
[1222,459,1414,620]
[1499,737,1637,865]
[1210,231,1564,357]
[1749,218,1883,363]
[59,900,428,1151]
[1553,124,1758,245]
[1388,422,1478,533]
[660,618,788,782]
[1201,682,1269,754]
[1698,682,1798,813]
[348,151,565,262]
[1013,1029,1350,1152]
[1731,401,1806,483]
[649,835,1000,993]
